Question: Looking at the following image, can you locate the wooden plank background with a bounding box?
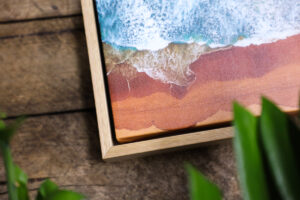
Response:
[0,0,240,199]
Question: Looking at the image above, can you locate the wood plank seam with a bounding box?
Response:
[0,14,82,25]
[0,28,83,41]
[0,0,82,23]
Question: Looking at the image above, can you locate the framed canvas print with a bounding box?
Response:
[81,0,300,160]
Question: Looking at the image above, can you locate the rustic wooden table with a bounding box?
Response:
[0,1,240,199]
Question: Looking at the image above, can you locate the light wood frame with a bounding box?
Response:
[81,0,233,161]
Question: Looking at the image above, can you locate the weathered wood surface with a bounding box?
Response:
[0,16,83,38]
[0,0,81,22]
[0,17,94,117]
[0,8,240,199]
[0,113,240,199]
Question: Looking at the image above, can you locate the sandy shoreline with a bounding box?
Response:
[105,34,300,142]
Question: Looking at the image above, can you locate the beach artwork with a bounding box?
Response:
[95,0,300,142]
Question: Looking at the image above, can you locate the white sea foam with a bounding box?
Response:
[96,0,300,50]
[234,29,300,47]
[98,0,300,85]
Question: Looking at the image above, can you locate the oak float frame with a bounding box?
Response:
[81,0,233,161]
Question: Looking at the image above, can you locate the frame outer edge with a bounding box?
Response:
[104,127,234,161]
[81,0,235,161]
[81,0,114,158]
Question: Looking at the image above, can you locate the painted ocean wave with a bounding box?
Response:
[96,0,300,86]
[95,0,300,51]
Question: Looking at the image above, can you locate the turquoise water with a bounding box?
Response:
[95,0,300,51]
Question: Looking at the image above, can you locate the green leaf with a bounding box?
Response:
[0,142,18,200]
[36,180,85,200]
[0,112,6,119]
[14,165,29,200]
[0,117,27,200]
[0,113,7,130]
[288,118,300,168]
[0,120,5,130]
[36,179,59,200]
[14,165,28,184]
[260,97,300,200]
[45,190,85,200]
[185,163,222,200]
[0,116,25,145]
[233,102,270,200]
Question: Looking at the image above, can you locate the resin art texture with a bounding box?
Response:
[95,0,300,142]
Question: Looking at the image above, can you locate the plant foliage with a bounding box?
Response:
[185,163,221,200]
[0,114,85,200]
[186,97,300,200]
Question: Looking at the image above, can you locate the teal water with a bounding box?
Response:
[95,0,300,51]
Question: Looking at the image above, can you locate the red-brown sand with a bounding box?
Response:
[107,34,300,142]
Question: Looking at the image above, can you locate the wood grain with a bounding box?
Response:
[81,0,114,158]
[0,16,94,117]
[105,127,233,161]
[0,16,83,38]
[0,112,240,200]
[0,0,81,22]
